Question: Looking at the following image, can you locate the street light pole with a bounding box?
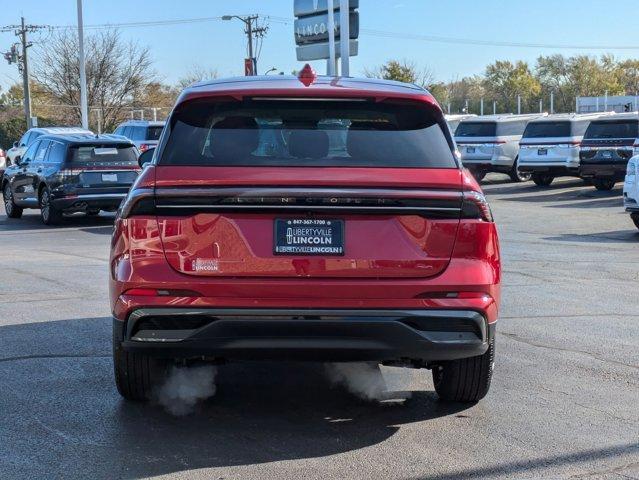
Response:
[77,0,89,130]
[339,0,350,76]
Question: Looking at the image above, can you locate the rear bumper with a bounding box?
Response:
[518,164,579,176]
[52,193,127,211]
[579,162,628,179]
[115,308,493,362]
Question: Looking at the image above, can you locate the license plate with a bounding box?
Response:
[274,219,344,255]
[538,148,548,156]
[101,173,118,182]
[467,147,475,154]
[602,151,613,159]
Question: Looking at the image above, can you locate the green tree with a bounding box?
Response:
[363,59,433,88]
[484,60,541,113]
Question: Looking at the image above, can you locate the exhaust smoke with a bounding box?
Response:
[155,365,217,416]
[325,363,414,402]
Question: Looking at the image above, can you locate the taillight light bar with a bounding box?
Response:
[124,288,201,297]
[461,191,494,222]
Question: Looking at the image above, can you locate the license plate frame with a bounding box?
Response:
[101,173,118,182]
[274,218,344,256]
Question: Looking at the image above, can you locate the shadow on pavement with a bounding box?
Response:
[0,317,469,479]
[544,230,639,244]
[0,212,114,233]
[414,441,639,480]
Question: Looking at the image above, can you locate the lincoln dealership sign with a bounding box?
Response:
[294,0,359,62]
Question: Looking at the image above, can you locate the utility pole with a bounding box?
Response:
[77,0,89,130]
[223,15,268,75]
[1,18,48,129]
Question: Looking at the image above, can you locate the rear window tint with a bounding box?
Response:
[146,126,163,141]
[523,121,571,138]
[159,99,456,168]
[69,144,138,163]
[456,122,496,137]
[584,120,639,140]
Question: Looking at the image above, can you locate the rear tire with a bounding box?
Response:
[433,337,495,403]
[631,213,639,231]
[509,158,531,182]
[113,321,169,401]
[469,168,486,182]
[39,187,63,225]
[593,178,615,191]
[532,173,554,187]
[3,183,23,218]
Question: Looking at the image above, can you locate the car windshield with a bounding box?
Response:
[584,120,639,139]
[455,122,496,137]
[147,126,163,141]
[523,121,571,138]
[160,98,456,168]
[69,144,138,163]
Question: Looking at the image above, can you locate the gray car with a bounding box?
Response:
[455,113,547,182]
[113,120,166,153]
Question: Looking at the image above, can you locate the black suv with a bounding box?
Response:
[2,133,140,225]
[579,114,639,190]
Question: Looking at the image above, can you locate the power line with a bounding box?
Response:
[39,14,639,51]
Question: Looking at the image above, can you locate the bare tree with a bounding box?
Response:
[33,29,154,131]
[177,65,219,90]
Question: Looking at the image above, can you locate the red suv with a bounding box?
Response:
[110,68,501,403]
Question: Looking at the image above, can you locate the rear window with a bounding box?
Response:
[159,99,456,168]
[146,126,163,141]
[584,120,639,140]
[456,122,496,138]
[69,144,138,163]
[523,121,571,138]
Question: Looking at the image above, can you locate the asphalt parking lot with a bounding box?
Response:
[0,175,638,480]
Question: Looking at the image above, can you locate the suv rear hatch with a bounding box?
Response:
[151,97,465,279]
[68,143,139,191]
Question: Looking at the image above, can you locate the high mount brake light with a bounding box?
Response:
[461,191,494,222]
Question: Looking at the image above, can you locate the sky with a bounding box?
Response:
[1,0,639,92]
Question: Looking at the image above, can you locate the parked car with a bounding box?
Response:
[518,113,613,186]
[445,114,476,135]
[623,154,639,229]
[2,133,139,225]
[110,68,501,404]
[0,148,7,177]
[455,113,547,182]
[113,120,165,153]
[6,127,92,166]
[579,113,639,190]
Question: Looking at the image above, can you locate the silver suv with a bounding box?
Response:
[456,113,547,182]
[113,120,165,153]
[518,113,613,186]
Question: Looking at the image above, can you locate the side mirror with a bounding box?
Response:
[138,148,155,169]
[12,141,18,148]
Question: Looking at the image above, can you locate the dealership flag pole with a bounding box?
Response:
[339,0,349,76]
[77,0,89,130]
[327,0,336,76]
